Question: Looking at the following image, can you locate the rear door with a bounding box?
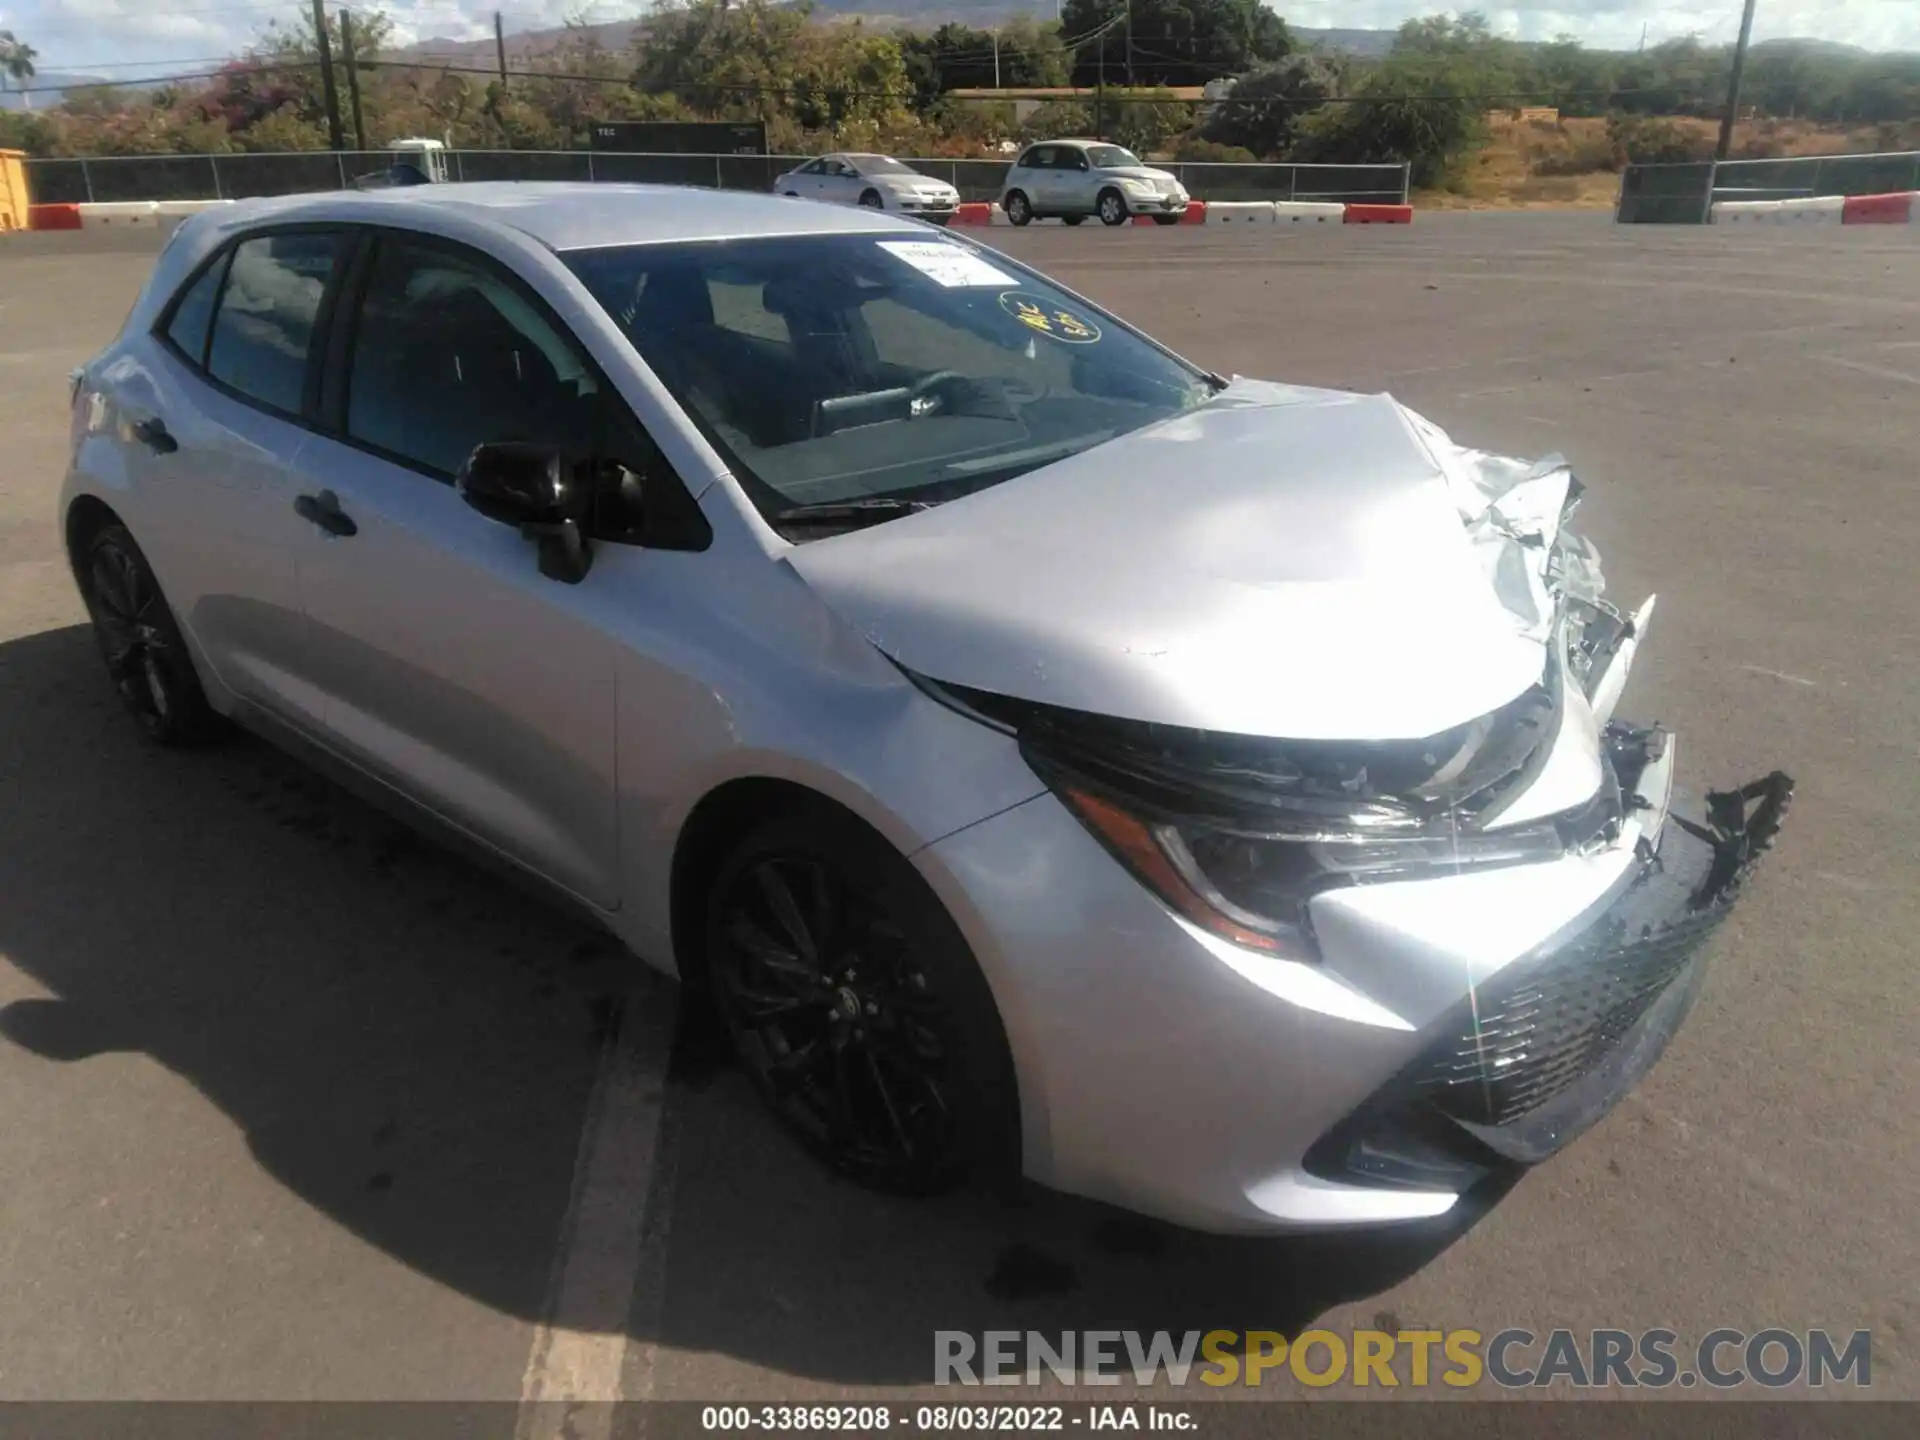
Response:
[115,228,348,732]
[285,229,625,909]
[1018,146,1056,207]
[820,158,861,205]
[1055,146,1094,213]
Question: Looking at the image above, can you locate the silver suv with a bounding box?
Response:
[1000,140,1190,227]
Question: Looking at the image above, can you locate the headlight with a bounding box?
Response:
[1120,178,1154,194]
[908,669,1602,959]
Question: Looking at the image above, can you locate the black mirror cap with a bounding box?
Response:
[458,441,583,527]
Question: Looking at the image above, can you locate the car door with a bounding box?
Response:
[285,230,627,910]
[1056,147,1094,213]
[117,228,348,733]
[820,158,860,205]
[1017,146,1056,209]
[787,158,824,198]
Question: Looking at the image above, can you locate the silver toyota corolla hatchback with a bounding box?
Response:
[62,183,1789,1234]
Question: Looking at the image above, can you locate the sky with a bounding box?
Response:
[1,0,1916,81]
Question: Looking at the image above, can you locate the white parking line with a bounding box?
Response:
[515,978,677,1440]
[1814,352,1920,388]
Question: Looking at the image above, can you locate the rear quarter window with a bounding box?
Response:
[160,254,228,368]
[205,232,343,415]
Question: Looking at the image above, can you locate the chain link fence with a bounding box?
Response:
[24,149,1410,208]
[1617,150,1920,224]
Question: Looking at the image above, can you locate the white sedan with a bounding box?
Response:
[773,153,960,223]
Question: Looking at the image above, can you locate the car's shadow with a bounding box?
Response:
[0,623,1516,1389]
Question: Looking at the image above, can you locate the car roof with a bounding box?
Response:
[206,181,923,252]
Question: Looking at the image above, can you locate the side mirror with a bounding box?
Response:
[457,441,594,584]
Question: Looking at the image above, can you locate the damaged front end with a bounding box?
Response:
[906,409,1793,1174]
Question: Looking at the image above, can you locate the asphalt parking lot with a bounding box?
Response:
[1,214,1916,1411]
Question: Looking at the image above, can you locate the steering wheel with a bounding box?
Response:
[908,370,967,415]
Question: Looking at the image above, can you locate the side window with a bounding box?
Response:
[205,233,342,414]
[799,159,825,175]
[1063,148,1089,171]
[161,253,228,368]
[345,236,600,479]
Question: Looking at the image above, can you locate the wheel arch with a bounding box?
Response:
[63,493,126,589]
[668,775,916,1000]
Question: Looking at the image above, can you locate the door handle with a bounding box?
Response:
[132,416,178,455]
[294,489,358,538]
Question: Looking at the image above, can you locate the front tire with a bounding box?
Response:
[705,809,1019,1194]
[1152,213,1180,226]
[1003,191,1033,227]
[80,522,224,746]
[1097,188,1128,226]
[1061,214,1086,227]
[859,189,885,209]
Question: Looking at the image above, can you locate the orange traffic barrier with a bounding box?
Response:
[29,203,84,231]
[952,202,994,226]
[1344,203,1414,225]
[1840,192,1916,225]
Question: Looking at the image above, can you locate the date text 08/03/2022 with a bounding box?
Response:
[701,1405,1190,1432]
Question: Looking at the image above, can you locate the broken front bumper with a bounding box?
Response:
[1304,767,1793,1189]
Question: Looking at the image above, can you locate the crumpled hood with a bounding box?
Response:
[785,378,1583,741]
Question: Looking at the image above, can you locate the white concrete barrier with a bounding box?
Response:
[1205,201,1275,224]
[1274,201,1346,223]
[78,201,162,227]
[1714,195,1845,224]
[153,198,235,217]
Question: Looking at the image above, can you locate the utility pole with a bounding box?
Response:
[311,0,345,151]
[1715,0,1759,161]
[339,8,366,151]
[992,29,1000,90]
[1095,35,1105,140]
[494,10,509,90]
[1123,0,1134,87]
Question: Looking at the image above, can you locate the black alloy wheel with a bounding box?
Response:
[81,523,223,746]
[706,812,1016,1194]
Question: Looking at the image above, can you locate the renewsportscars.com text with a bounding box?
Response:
[934,1328,1872,1390]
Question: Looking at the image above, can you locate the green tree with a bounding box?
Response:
[900,20,1070,110]
[1201,54,1341,158]
[634,0,910,135]
[1059,0,1289,90]
[1293,55,1483,189]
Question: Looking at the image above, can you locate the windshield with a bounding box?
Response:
[851,155,915,176]
[564,234,1215,528]
[1086,146,1144,169]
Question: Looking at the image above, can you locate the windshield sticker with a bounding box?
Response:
[876,240,1018,289]
[998,291,1103,344]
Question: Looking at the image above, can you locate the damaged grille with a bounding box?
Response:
[1417,902,1724,1126]
[1413,772,1793,1129]
[1303,770,1793,1186]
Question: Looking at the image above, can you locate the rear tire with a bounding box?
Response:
[1003,191,1033,227]
[79,522,225,747]
[1061,214,1086,227]
[1097,188,1128,226]
[705,808,1020,1195]
[1152,214,1180,226]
